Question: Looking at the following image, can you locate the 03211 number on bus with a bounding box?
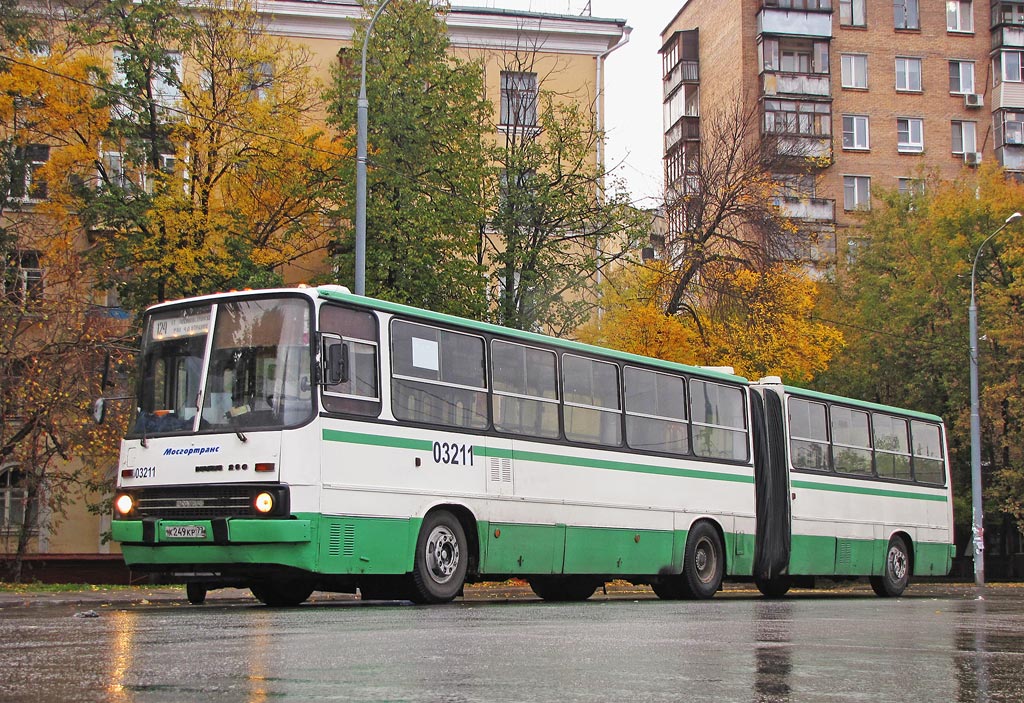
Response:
[432,441,474,466]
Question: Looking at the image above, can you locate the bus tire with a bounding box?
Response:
[250,580,314,607]
[410,510,468,604]
[186,582,208,605]
[755,575,790,598]
[870,535,910,597]
[682,521,724,599]
[650,573,693,600]
[528,576,598,602]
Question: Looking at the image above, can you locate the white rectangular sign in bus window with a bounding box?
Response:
[153,310,211,340]
[411,337,439,371]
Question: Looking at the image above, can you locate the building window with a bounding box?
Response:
[761,39,829,74]
[995,50,1024,84]
[112,48,182,120]
[894,0,919,28]
[952,121,977,154]
[897,118,924,152]
[246,62,273,101]
[996,2,1024,25]
[997,110,1024,145]
[841,54,868,89]
[843,175,871,210]
[764,0,831,7]
[840,0,866,26]
[500,71,538,128]
[947,0,973,32]
[898,177,925,197]
[895,57,922,92]
[949,60,976,93]
[9,144,49,201]
[764,99,832,136]
[842,114,870,150]
[0,466,32,532]
[2,250,43,305]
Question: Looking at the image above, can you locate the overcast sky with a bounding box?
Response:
[457,0,675,207]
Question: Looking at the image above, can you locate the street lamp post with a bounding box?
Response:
[969,210,1022,587]
[354,0,393,296]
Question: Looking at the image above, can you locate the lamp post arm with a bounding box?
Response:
[354,0,392,297]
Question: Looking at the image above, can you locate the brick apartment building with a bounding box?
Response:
[660,0,1018,266]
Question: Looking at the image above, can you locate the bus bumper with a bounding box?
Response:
[112,517,311,546]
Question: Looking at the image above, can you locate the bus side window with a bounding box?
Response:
[788,397,831,471]
[320,306,381,416]
[831,406,873,475]
[492,340,560,439]
[391,320,488,430]
[562,354,621,446]
[689,379,747,461]
[873,413,911,480]
[911,421,946,485]
[624,366,688,455]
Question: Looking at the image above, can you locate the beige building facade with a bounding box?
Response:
[2,1,629,574]
[661,0,1013,263]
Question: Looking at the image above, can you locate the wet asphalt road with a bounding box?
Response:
[3,585,1024,702]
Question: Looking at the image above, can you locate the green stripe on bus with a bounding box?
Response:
[322,429,433,451]
[322,429,752,484]
[476,445,753,483]
[791,478,948,502]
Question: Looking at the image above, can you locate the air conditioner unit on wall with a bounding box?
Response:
[964,93,983,108]
[964,151,982,166]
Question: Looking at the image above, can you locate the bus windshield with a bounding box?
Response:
[130,297,313,437]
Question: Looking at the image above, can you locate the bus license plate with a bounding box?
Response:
[164,525,207,539]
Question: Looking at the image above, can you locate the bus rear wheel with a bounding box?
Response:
[250,580,314,607]
[410,510,468,604]
[870,535,910,597]
[682,521,724,599]
[528,576,598,602]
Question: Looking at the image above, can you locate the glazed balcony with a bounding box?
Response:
[758,8,833,37]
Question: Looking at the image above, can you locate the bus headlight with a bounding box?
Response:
[115,493,135,516]
[254,492,275,514]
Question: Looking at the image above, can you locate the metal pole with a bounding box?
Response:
[969,211,1021,588]
[355,0,392,296]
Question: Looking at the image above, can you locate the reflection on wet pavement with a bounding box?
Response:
[4,587,1024,702]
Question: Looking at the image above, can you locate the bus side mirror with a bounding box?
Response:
[93,398,106,424]
[326,343,349,386]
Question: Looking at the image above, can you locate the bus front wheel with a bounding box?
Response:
[410,510,468,604]
[682,521,724,599]
[870,535,910,597]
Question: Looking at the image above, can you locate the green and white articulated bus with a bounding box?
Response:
[107,285,954,606]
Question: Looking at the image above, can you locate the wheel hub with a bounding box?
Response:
[426,525,460,584]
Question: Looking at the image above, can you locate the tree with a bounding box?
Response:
[699,264,843,384]
[813,165,1024,537]
[661,94,807,327]
[326,0,491,318]
[74,0,342,311]
[579,259,841,384]
[484,45,649,335]
[0,25,129,578]
[576,260,700,364]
